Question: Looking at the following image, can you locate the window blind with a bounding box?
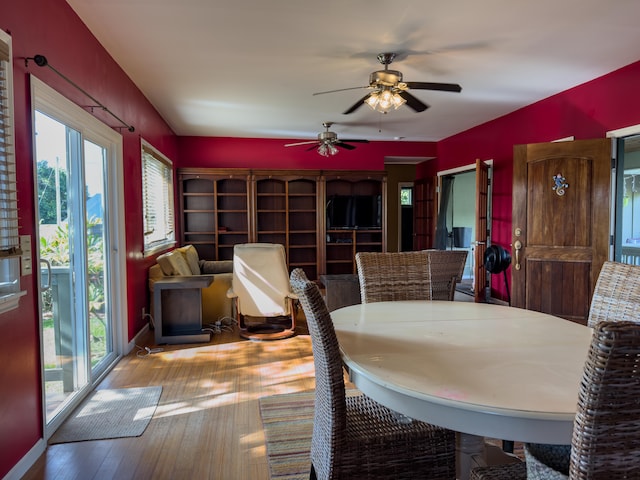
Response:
[142,142,174,253]
[0,32,20,258]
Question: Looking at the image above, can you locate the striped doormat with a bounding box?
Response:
[259,391,315,480]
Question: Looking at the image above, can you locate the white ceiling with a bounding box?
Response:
[65,0,640,143]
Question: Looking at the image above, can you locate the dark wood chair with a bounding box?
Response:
[289,268,456,480]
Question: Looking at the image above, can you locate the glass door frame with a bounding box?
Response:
[607,124,640,264]
[31,75,128,438]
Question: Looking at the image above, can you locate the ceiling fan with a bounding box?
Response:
[284,122,368,156]
[313,52,462,114]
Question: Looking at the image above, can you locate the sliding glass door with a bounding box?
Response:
[32,77,125,433]
[615,134,640,265]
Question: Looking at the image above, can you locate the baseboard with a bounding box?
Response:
[2,438,46,480]
[127,322,150,354]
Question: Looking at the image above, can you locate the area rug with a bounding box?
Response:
[259,391,524,479]
[259,391,315,480]
[49,386,162,444]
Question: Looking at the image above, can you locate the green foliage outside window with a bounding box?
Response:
[401,187,413,206]
[37,160,68,224]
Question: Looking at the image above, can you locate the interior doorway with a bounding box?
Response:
[436,170,477,281]
[436,161,492,300]
[399,183,414,251]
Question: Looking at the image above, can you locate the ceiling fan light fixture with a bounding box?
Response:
[317,142,339,157]
[391,91,406,109]
[366,88,406,113]
[365,91,380,110]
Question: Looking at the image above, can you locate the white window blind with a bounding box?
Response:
[0,31,19,259]
[142,141,174,255]
[0,30,23,310]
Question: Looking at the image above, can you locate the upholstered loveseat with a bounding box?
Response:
[148,245,234,324]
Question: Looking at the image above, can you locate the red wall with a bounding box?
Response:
[177,136,437,169]
[419,60,640,300]
[1,1,176,476]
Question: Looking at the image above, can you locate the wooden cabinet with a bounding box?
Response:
[178,168,386,279]
[179,169,251,261]
[324,172,387,275]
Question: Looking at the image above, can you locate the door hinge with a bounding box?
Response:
[610,235,615,246]
[611,158,616,169]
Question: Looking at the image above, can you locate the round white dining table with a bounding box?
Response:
[331,301,593,479]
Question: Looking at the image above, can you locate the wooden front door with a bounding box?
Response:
[474,160,489,303]
[512,138,611,324]
[413,177,437,251]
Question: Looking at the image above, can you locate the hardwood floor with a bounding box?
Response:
[23,321,315,480]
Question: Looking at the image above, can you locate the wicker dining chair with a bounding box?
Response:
[426,249,468,301]
[289,268,456,480]
[471,320,640,480]
[469,461,526,480]
[587,260,640,328]
[569,320,640,478]
[355,251,432,303]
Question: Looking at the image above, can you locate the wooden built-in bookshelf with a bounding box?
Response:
[178,168,386,279]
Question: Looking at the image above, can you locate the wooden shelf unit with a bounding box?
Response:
[323,172,387,275]
[178,168,386,279]
[253,171,321,281]
[179,169,251,261]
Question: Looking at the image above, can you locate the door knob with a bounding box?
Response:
[514,240,522,270]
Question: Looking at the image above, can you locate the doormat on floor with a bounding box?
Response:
[49,386,162,444]
[259,390,524,479]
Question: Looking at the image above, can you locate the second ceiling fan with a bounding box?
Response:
[284,122,368,156]
[314,52,462,114]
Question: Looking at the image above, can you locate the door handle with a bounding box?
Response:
[40,258,51,291]
[513,240,522,270]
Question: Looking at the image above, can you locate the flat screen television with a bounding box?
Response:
[353,194,382,228]
[326,194,381,229]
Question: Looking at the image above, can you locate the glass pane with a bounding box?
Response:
[35,111,89,423]
[84,139,111,369]
[400,187,413,206]
[617,135,640,265]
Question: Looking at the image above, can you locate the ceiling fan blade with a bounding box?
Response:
[336,142,357,150]
[284,140,319,147]
[398,91,429,112]
[405,81,462,93]
[343,93,372,114]
[306,145,319,151]
[313,86,369,96]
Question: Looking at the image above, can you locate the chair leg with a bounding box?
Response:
[289,298,297,331]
